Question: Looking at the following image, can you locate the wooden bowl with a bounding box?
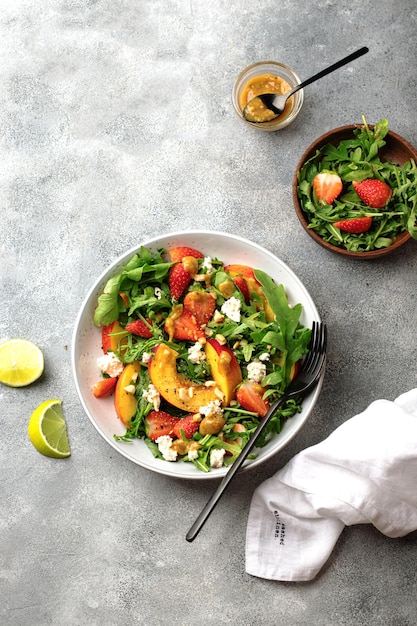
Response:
[292,125,417,259]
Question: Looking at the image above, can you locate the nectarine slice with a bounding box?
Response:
[149,344,221,412]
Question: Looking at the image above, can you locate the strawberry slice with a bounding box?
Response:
[164,309,205,342]
[172,413,200,439]
[236,381,270,417]
[169,247,204,262]
[125,318,153,338]
[312,171,343,204]
[93,377,118,398]
[352,179,392,208]
[169,264,192,300]
[145,410,179,441]
[334,216,372,233]
[231,275,250,304]
[183,291,216,325]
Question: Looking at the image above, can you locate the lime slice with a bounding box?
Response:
[0,338,44,387]
[28,399,71,458]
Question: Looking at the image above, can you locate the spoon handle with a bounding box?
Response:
[289,46,369,97]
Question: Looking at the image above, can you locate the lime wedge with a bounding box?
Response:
[0,338,44,387]
[28,399,71,458]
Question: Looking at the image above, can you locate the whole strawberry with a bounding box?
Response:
[353,179,392,208]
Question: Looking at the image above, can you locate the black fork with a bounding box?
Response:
[186,321,327,542]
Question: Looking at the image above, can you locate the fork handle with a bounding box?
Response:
[185,393,288,542]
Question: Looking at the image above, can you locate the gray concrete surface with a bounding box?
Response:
[2,1,417,624]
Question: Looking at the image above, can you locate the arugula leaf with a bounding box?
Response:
[296,117,417,251]
[254,269,311,390]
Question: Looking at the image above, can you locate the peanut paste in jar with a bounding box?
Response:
[239,73,292,123]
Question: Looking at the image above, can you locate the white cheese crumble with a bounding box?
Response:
[188,447,199,461]
[202,256,215,274]
[259,352,270,362]
[188,341,207,364]
[154,287,163,300]
[96,353,124,378]
[199,399,223,418]
[142,383,161,410]
[247,359,267,383]
[221,296,241,323]
[141,351,152,364]
[156,436,178,462]
[210,448,226,468]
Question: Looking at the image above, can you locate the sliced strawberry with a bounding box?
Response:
[334,216,372,233]
[231,275,250,304]
[169,264,192,300]
[183,291,216,325]
[145,410,179,441]
[169,246,204,262]
[125,318,153,338]
[172,413,200,439]
[236,381,270,417]
[93,377,118,398]
[164,309,205,342]
[312,171,343,204]
[352,179,392,208]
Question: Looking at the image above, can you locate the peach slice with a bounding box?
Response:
[205,338,242,405]
[149,344,220,412]
[114,361,141,426]
[102,320,129,354]
[224,264,275,321]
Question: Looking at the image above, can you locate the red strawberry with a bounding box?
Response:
[231,275,250,304]
[164,309,205,342]
[334,216,372,233]
[236,381,270,417]
[312,171,343,204]
[352,179,392,208]
[169,264,192,300]
[145,410,179,441]
[125,318,153,338]
[92,377,118,398]
[183,291,216,325]
[172,413,200,439]
[169,246,204,262]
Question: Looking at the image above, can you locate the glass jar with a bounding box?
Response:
[232,61,304,131]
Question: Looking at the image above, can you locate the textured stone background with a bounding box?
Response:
[1,1,417,624]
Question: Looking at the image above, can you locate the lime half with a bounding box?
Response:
[28,399,71,458]
[0,338,44,387]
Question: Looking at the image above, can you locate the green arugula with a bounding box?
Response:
[296,117,417,252]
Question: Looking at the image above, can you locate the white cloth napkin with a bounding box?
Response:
[245,389,417,581]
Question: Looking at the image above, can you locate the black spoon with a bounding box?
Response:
[243,46,369,123]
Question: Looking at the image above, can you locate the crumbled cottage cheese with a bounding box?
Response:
[247,359,267,383]
[210,448,226,468]
[221,296,241,323]
[188,341,206,364]
[187,447,199,461]
[156,436,178,462]
[96,353,124,378]
[199,399,223,418]
[142,383,161,410]
[202,256,215,274]
[141,351,152,364]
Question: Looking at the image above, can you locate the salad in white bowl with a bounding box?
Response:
[72,232,323,479]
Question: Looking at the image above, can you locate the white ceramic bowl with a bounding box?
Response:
[71,231,324,479]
